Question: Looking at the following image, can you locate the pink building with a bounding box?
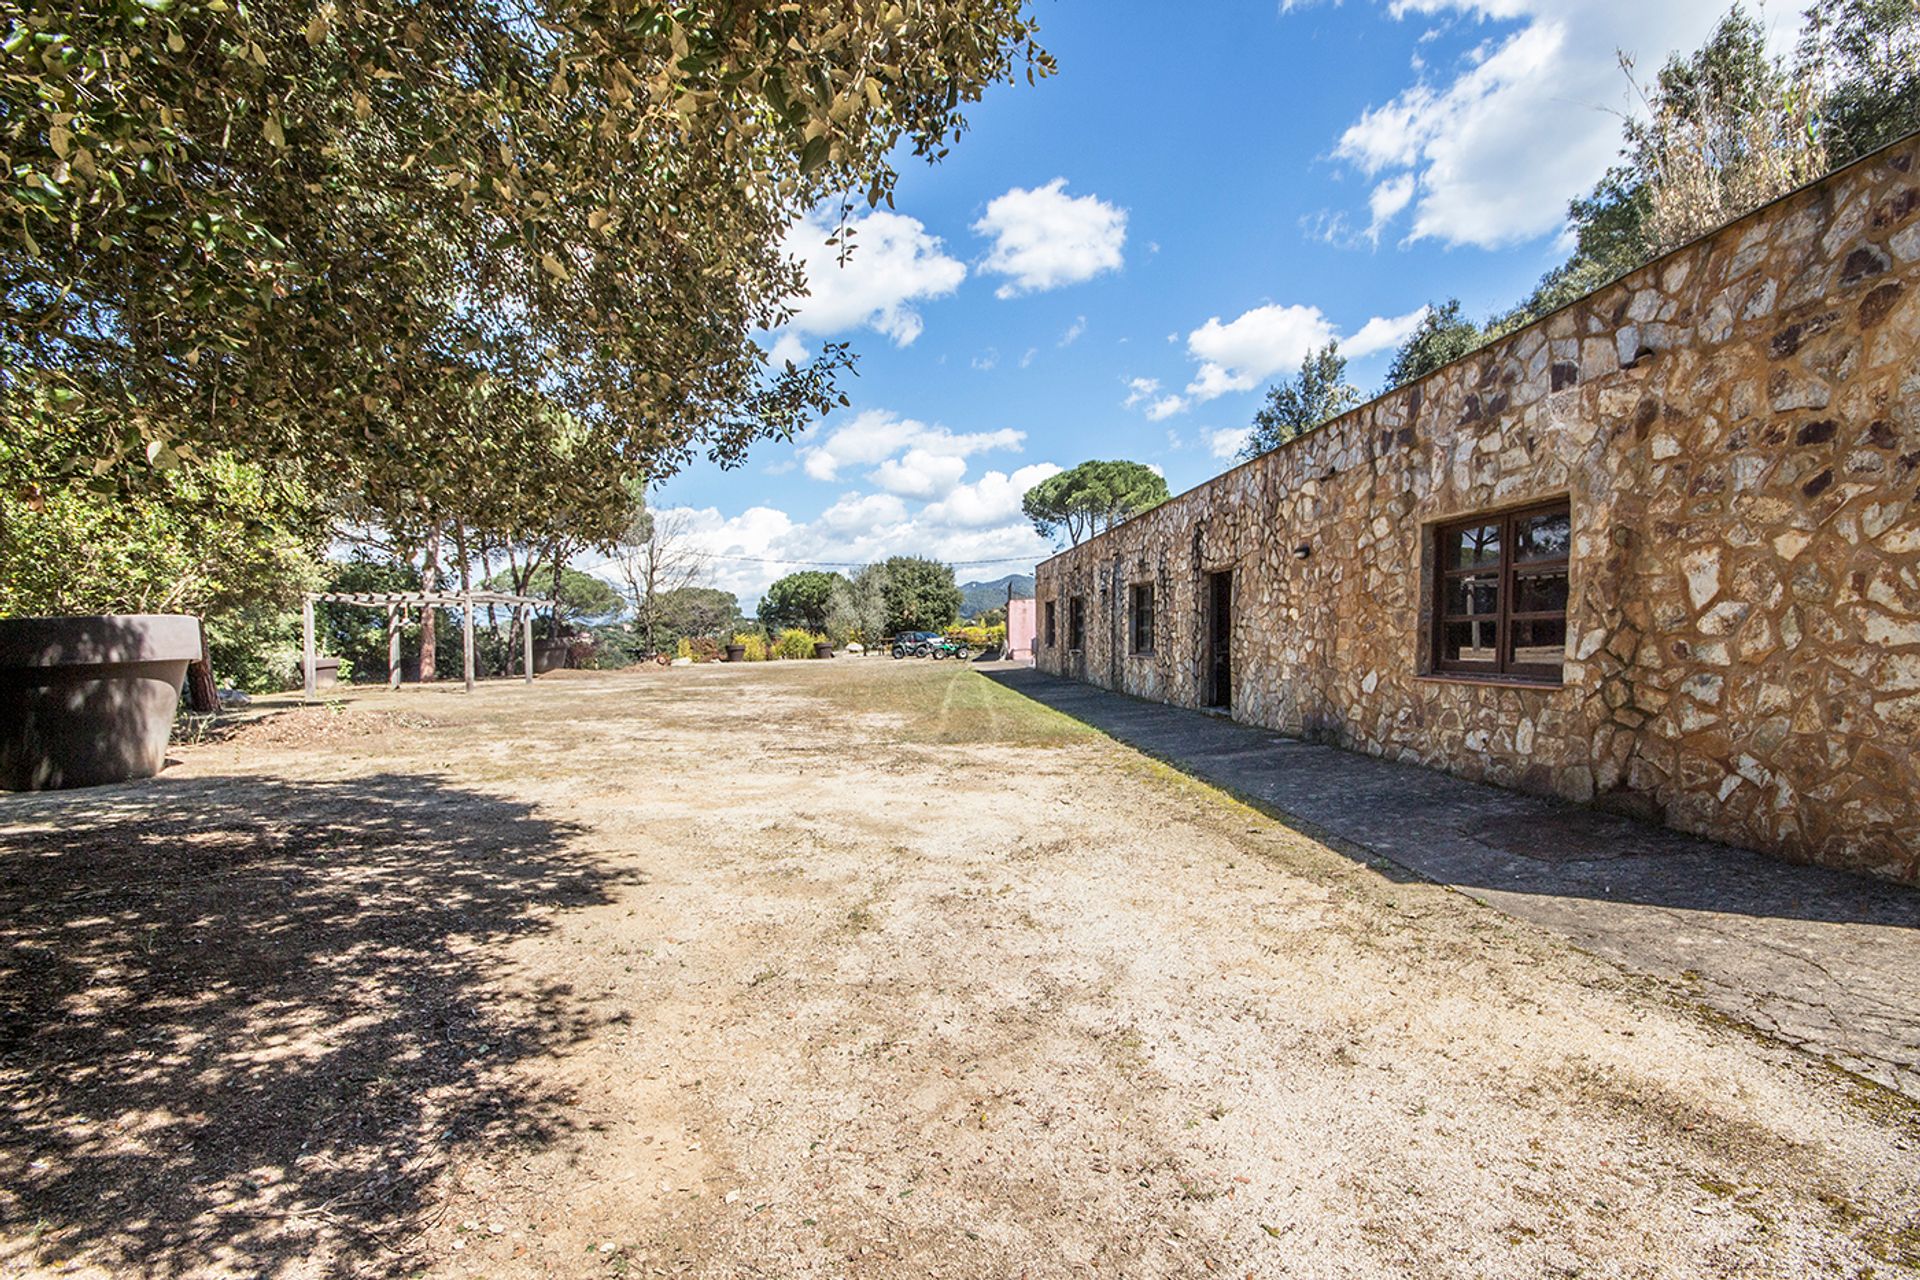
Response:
[1005,597,1037,664]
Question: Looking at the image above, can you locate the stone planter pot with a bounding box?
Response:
[312,656,341,690]
[533,638,569,674]
[725,644,746,663]
[0,614,201,790]
[813,642,834,659]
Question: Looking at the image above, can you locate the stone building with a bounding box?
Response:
[1034,134,1920,885]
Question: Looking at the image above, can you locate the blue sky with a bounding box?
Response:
[651,0,1799,606]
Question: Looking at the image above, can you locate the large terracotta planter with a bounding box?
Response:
[0,614,201,790]
[533,638,569,674]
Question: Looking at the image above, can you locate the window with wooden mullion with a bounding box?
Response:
[1434,501,1569,681]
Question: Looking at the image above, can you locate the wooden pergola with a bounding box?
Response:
[301,589,556,698]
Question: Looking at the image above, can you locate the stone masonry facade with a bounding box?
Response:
[1035,135,1920,884]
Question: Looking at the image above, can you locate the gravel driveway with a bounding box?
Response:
[2,660,1915,1277]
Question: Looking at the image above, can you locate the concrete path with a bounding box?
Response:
[986,667,1920,1100]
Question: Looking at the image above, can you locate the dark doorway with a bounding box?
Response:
[1205,570,1232,709]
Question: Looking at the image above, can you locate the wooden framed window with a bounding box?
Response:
[1044,600,1057,648]
[1068,596,1086,651]
[1433,500,1570,682]
[1129,583,1155,654]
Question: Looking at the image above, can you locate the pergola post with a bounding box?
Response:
[462,593,476,693]
[522,610,534,685]
[388,604,403,691]
[302,597,317,700]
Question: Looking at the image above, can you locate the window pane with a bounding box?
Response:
[1515,509,1570,562]
[1442,620,1499,665]
[1446,573,1500,617]
[1509,618,1567,669]
[1448,524,1500,568]
[1513,568,1569,614]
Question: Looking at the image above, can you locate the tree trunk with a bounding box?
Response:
[480,538,498,673]
[418,523,441,682]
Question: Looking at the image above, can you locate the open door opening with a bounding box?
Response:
[1205,570,1232,709]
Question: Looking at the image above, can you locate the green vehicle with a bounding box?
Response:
[928,636,973,661]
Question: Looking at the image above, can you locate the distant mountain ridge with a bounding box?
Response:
[958,573,1035,620]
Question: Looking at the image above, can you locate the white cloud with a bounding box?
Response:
[920,463,1062,529]
[1343,305,1431,358]
[1185,304,1339,400]
[1366,174,1417,244]
[649,478,1060,609]
[818,491,909,530]
[779,207,966,345]
[799,408,1024,483]
[1122,376,1160,408]
[1059,315,1088,345]
[1324,1,1802,249]
[1146,395,1189,421]
[971,348,1000,371]
[1020,347,1038,368]
[870,448,970,499]
[974,179,1127,298]
[766,331,811,367]
[1179,302,1433,401]
[1208,428,1253,460]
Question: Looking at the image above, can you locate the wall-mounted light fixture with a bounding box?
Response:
[1292,543,1312,560]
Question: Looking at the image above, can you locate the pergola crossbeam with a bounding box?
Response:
[301,589,555,698]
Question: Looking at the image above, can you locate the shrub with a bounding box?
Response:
[689,635,722,663]
[944,624,1005,651]
[733,632,768,662]
[676,636,693,660]
[774,628,820,660]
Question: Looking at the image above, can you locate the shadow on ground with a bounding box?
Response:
[983,668,1918,929]
[0,771,627,1275]
[986,667,1920,1096]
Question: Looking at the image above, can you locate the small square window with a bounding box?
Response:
[1433,500,1570,682]
[1129,583,1155,654]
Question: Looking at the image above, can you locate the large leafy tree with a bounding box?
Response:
[1483,4,1854,342]
[825,563,890,646]
[1382,300,1487,390]
[1805,0,1920,160]
[1242,343,1359,458]
[1021,460,1170,547]
[0,0,1054,518]
[646,586,742,646]
[875,556,961,634]
[758,570,843,633]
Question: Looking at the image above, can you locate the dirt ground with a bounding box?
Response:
[2,659,1916,1279]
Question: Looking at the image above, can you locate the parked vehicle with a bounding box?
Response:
[929,637,973,661]
[889,631,940,659]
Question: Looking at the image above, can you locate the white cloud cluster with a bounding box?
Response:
[1322,1,1795,248]
[1176,302,1429,404]
[974,179,1128,298]
[1207,427,1253,460]
[798,408,1025,491]
[653,474,1060,609]
[645,405,1071,607]
[778,207,966,347]
[1185,304,1338,400]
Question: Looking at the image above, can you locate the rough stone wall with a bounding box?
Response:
[1036,136,1920,884]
